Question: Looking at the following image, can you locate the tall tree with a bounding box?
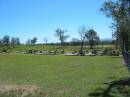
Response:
[11,37,20,46]
[55,28,69,52]
[78,26,88,53]
[0,39,2,46]
[26,39,31,45]
[31,37,37,45]
[95,36,100,49]
[2,35,10,46]
[101,0,130,52]
[86,29,98,49]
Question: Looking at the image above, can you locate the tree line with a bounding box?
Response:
[0,25,101,47]
[0,35,20,46]
[55,26,100,53]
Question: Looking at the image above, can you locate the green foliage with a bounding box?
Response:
[55,28,69,52]
[101,0,130,52]
[2,35,10,46]
[86,29,99,49]
[78,25,88,54]
[55,28,69,46]
[26,37,37,45]
[11,37,20,45]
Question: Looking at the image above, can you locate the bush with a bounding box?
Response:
[111,50,120,56]
[29,50,33,54]
[72,50,77,54]
[2,49,7,53]
[103,48,120,56]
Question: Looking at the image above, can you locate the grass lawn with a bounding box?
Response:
[0,54,129,97]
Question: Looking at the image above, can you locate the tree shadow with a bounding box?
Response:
[89,77,130,97]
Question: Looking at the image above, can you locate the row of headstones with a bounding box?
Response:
[85,50,120,56]
[25,50,56,55]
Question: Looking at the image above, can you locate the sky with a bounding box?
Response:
[0,0,113,43]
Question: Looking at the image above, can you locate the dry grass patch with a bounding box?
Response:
[0,85,39,97]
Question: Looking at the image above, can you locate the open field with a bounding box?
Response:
[0,54,129,97]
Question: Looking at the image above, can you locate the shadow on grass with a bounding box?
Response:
[89,77,130,97]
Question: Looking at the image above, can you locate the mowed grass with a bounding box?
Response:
[0,54,129,97]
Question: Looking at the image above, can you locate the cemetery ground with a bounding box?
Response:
[0,54,129,97]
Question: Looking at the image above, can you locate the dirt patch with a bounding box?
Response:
[0,85,39,97]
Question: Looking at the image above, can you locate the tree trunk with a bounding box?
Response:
[122,36,129,52]
[80,40,84,52]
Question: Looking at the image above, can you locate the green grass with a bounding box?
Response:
[0,54,129,97]
[8,45,115,52]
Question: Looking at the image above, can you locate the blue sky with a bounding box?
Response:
[0,0,112,43]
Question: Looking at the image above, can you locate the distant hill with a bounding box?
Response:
[100,38,114,42]
[100,38,115,45]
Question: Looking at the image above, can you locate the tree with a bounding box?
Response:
[11,37,20,46]
[95,36,100,49]
[55,28,69,52]
[0,39,2,46]
[26,39,31,45]
[2,35,10,46]
[86,29,98,49]
[31,37,37,45]
[101,0,130,52]
[78,26,88,53]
